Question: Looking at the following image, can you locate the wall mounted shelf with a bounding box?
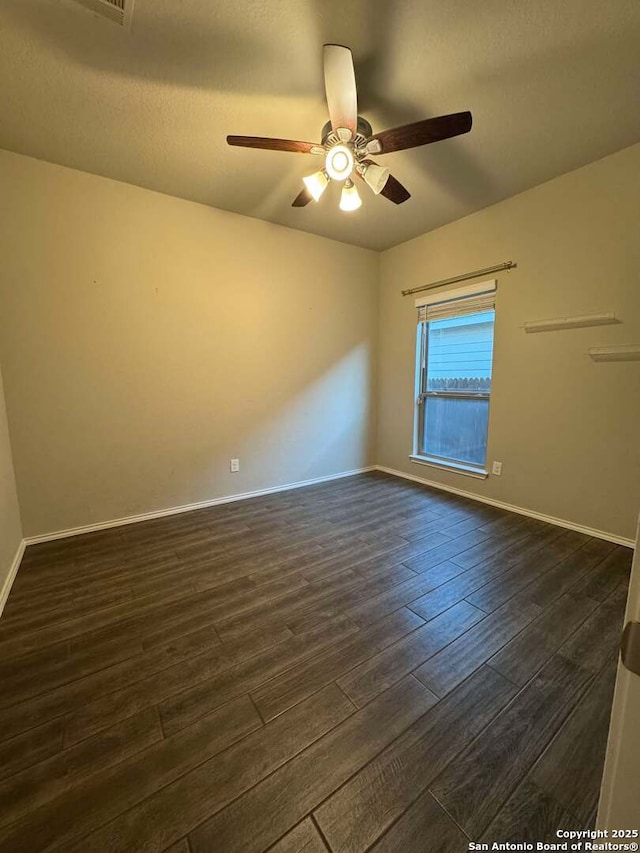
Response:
[588,345,640,362]
[523,312,619,333]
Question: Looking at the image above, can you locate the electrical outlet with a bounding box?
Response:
[492,461,503,476]
[230,458,240,473]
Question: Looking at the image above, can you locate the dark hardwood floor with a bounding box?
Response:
[0,471,631,852]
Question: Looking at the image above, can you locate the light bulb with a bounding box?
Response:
[325,144,354,181]
[302,170,329,202]
[339,179,362,212]
[361,162,390,195]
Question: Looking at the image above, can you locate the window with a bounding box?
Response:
[413,281,496,476]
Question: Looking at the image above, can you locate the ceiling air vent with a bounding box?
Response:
[67,0,134,28]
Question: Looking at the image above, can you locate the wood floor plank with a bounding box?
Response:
[576,544,633,602]
[0,640,70,678]
[480,778,583,844]
[413,597,541,697]
[0,708,163,828]
[436,513,501,538]
[143,611,285,651]
[64,684,355,853]
[370,789,469,853]
[47,586,235,656]
[0,694,262,853]
[477,511,538,536]
[530,656,618,823]
[401,529,494,574]
[0,626,200,709]
[513,537,617,610]
[383,514,460,542]
[447,517,539,570]
[0,585,208,660]
[282,565,418,638]
[489,592,599,686]
[465,531,593,612]
[402,542,544,621]
[338,600,486,708]
[298,537,425,584]
[30,550,183,600]
[161,840,190,853]
[314,665,517,853]
[268,818,328,853]
[252,607,424,722]
[66,615,356,744]
[347,560,472,627]
[429,654,594,838]
[0,623,251,743]
[559,583,628,674]
[0,557,204,634]
[214,563,414,643]
[410,529,563,620]
[0,567,308,655]
[188,677,437,853]
[86,582,289,655]
[157,617,358,735]
[0,719,64,782]
[403,528,563,623]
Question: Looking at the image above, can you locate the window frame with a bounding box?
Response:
[411,284,496,479]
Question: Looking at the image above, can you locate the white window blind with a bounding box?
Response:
[415,279,496,324]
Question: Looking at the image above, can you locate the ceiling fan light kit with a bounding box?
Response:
[227,44,473,214]
[325,144,354,181]
[359,161,391,195]
[302,170,329,202]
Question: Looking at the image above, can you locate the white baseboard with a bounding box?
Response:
[376,465,635,548]
[24,466,378,545]
[0,539,26,617]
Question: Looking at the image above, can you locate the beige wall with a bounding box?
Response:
[0,363,22,591]
[0,150,378,537]
[378,143,640,541]
[2,144,638,543]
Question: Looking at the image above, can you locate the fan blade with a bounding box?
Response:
[323,44,358,135]
[381,174,411,204]
[227,136,318,154]
[369,111,472,154]
[292,187,313,207]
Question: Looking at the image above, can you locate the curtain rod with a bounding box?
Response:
[401,261,517,297]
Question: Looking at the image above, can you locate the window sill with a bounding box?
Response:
[409,455,489,480]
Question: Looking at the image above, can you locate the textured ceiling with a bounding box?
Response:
[1,0,639,250]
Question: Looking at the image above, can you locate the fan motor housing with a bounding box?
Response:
[321,117,373,147]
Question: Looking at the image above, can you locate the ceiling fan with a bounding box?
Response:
[227,44,472,213]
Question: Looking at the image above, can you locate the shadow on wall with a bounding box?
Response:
[26,343,376,533]
[196,342,377,490]
[98,339,377,514]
